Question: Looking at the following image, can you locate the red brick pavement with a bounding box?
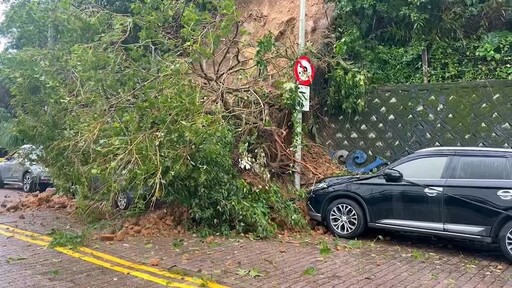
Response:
[86,227,512,287]
[2,188,512,287]
[0,232,161,288]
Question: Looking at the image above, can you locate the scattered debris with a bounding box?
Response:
[6,255,28,264]
[148,258,160,266]
[118,206,189,238]
[319,240,331,256]
[345,240,364,249]
[301,142,344,185]
[303,266,316,276]
[48,230,85,249]
[240,141,344,190]
[114,229,128,241]
[5,201,22,212]
[2,189,76,213]
[172,239,184,249]
[314,225,328,235]
[236,268,263,278]
[96,234,116,242]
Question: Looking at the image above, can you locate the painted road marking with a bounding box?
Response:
[0,224,226,288]
[0,228,195,288]
[0,224,228,288]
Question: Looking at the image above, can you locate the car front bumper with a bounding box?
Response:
[307,201,322,222]
[36,175,53,185]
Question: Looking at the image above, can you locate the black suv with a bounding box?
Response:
[308,147,512,261]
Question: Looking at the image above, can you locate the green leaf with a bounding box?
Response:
[303,267,316,276]
[319,241,331,256]
[248,269,263,278]
[48,230,84,249]
[171,239,184,249]
[236,269,249,276]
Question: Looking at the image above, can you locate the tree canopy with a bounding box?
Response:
[328,0,512,113]
[0,0,305,237]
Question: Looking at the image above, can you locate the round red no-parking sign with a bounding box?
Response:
[293,56,315,86]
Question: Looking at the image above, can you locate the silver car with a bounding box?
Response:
[0,145,52,192]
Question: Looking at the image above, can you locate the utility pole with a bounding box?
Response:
[294,0,307,190]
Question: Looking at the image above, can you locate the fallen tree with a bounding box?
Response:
[0,0,340,237]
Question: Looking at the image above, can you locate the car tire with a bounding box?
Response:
[114,191,133,210]
[325,199,366,238]
[498,220,512,262]
[22,172,36,193]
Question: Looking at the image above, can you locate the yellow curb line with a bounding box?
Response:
[0,224,227,288]
[0,225,207,288]
[79,247,227,288]
[0,224,52,241]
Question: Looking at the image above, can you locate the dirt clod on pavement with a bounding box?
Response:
[121,207,189,239]
[92,206,189,241]
[148,258,160,266]
[95,234,116,242]
[1,189,76,213]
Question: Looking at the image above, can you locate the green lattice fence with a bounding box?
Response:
[318,80,512,160]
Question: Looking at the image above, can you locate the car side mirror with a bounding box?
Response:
[383,169,403,183]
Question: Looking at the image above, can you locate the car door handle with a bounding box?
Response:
[424,187,443,196]
[497,190,512,200]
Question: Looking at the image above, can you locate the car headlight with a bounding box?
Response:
[310,182,328,191]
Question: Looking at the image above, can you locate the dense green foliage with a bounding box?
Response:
[328,0,512,113]
[0,108,23,150]
[0,0,305,237]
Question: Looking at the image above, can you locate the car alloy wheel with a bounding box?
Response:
[23,172,34,193]
[325,199,366,238]
[116,193,128,210]
[506,229,512,255]
[498,220,512,262]
[329,203,358,235]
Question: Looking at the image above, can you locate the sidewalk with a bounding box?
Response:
[1,207,512,287]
